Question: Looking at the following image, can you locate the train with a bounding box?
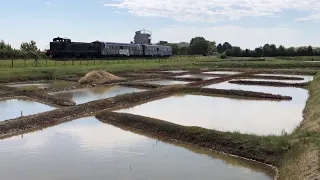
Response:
[46,30,173,59]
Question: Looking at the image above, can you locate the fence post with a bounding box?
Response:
[11,59,13,68]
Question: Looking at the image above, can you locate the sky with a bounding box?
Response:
[1,0,320,50]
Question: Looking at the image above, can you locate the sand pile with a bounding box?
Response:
[79,70,125,84]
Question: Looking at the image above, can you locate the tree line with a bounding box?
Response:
[0,40,46,59]
[159,37,320,58]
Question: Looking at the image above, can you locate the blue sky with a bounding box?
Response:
[1,0,319,50]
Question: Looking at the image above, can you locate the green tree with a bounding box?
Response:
[222,42,232,52]
[167,44,179,55]
[254,47,263,57]
[188,37,209,55]
[207,41,217,55]
[307,45,313,56]
[270,44,278,56]
[277,45,286,56]
[179,46,188,55]
[0,40,12,50]
[217,43,224,53]
[286,47,296,56]
[263,44,271,56]
[20,40,38,52]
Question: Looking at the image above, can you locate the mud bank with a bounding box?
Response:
[245,75,305,81]
[0,85,75,106]
[182,87,292,100]
[228,80,309,88]
[188,72,255,87]
[119,82,163,89]
[96,111,289,166]
[0,86,184,138]
[165,77,203,82]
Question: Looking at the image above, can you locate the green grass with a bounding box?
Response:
[0,57,319,83]
[277,72,320,180]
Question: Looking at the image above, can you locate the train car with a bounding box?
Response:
[100,42,143,57]
[46,31,173,59]
[142,44,172,57]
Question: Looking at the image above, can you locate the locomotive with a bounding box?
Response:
[46,30,173,59]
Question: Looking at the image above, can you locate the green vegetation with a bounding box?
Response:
[0,57,319,83]
[96,111,290,166]
[278,73,320,180]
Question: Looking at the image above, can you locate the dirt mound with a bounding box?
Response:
[79,70,125,84]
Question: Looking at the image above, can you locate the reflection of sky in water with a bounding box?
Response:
[204,81,309,104]
[0,99,55,121]
[175,74,216,80]
[117,93,307,135]
[254,74,314,83]
[51,85,146,104]
[203,71,240,75]
[162,70,187,73]
[0,117,272,180]
[144,80,190,85]
[6,83,50,89]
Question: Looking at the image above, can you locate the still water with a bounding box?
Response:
[255,74,314,83]
[162,70,188,73]
[5,80,78,90]
[0,117,273,180]
[51,85,146,104]
[175,74,215,80]
[116,93,306,135]
[0,99,55,121]
[203,71,240,75]
[143,80,190,85]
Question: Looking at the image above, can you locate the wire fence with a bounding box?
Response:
[0,56,217,68]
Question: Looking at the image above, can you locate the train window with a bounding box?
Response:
[120,46,123,49]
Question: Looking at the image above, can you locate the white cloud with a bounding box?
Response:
[151,26,320,49]
[104,0,320,22]
[294,13,320,21]
[45,2,52,5]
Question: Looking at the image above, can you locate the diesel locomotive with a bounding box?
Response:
[46,30,173,59]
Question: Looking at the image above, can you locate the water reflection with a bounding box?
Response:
[162,70,187,73]
[5,80,78,90]
[175,74,215,80]
[0,99,55,121]
[116,94,306,135]
[144,80,190,85]
[51,85,146,104]
[255,74,314,83]
[203,71,240,75]
[0,117,272,180]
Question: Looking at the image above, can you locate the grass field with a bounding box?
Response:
[0,56,320,83]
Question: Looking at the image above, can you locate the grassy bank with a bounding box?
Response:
[278,73,320,180]
[95,111,290,166]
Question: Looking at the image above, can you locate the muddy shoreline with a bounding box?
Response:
[229,80,309,88]
[95,111,287,166]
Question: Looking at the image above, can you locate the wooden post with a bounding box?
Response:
[11,59,13,68]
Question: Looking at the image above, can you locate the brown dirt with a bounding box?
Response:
[78,70,125,84]
[229,80,309,88]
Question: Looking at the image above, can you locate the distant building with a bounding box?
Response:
[134,29,152,44]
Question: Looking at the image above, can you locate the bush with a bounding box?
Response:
[220,53,227,59]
